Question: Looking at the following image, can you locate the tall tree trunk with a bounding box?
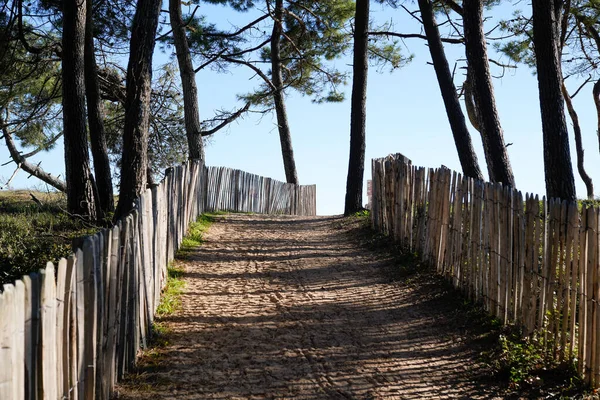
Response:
[531,0,576,201]
[462,0,515,187]
[271,0,298,184]
[62,0,97,220]
[344,0,369,216]
[594,79,600,155]
[114,0,162,220]
[418,0,484,182]
[85,0,114,219]
[169,0,205,162]
[575,16,600,157]
[561,82,593,199]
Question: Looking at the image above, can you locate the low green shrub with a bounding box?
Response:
[0,192,97,287]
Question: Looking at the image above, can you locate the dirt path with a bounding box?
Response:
[115,214,502,399]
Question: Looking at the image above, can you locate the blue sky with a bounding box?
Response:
[1,1,599,215]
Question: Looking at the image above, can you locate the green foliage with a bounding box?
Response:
[104,62,190,180]
[0,31,62,149]
[182,0,359,107]
[579,198,600,210]
[493,10,536,70]
[0,191,98,287]
[494,1,600,80]
[353,209,370,218]
[497,331,545,384]
[201,0,256,12]
[481,325,585,395]
[368,41,413,72]
[0,0,131,153]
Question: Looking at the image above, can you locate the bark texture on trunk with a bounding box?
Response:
[169,0,205,163]
[271,0,298,185]
[419,0,484,182]
[594,79,600,154]
[344,0,369,215]
[114,0,162,220]
[464,72,482,134]
[85,1,114,218]
[62,0,97,220]
[531,0,576,201]
[463,0,515,187]
[562,82,593,199]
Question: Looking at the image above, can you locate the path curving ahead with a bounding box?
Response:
[115,215,501,399]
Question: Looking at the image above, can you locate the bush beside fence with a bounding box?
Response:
[0,162,316,399]
[371,153,600,386]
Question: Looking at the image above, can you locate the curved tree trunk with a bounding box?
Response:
[85,1,114,219]
[464,71,482,134]
[114,0,163,220]
[418,0,484,182]
[344,0,369,215]
[271,0,299,185]
[1,120,67,192]
[562,82,593,199]
[169,0,205,162]
[62,0,97,220]
[462,0,515,187]
[531,0,576,201]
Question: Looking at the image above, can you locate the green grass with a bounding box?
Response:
[178,212,225,255]
[151,212,222,346]
[157,212,222,315]
[155,264,185,317]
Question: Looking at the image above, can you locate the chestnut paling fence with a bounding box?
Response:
[371,153,600,386]
[0,162,316,399]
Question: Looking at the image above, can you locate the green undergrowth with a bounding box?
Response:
[155,264,185,319]
[0,191,99,288]
[579,199,600,209]
[445,298,585,397]
[339,209,588,397]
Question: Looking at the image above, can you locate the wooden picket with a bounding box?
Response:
[204,166,316,216]
[370,153,600,385]
[0,161,316,399]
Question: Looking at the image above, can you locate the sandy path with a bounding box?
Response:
[114,214,501,399]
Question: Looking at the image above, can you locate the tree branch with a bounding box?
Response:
[20,131,64,158]
[221,56,277,90]
[1,118,66,192]
[201,102,251,136]
[368,30,464,44]
[440,0,463,16]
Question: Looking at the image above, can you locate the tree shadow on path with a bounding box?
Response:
[114,214,505,399]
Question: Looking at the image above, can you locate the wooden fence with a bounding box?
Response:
[204,166,317,216]
[0,162,316,399]
[371,153,600,386]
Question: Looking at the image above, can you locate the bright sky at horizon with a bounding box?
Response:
[1,2,599,216]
